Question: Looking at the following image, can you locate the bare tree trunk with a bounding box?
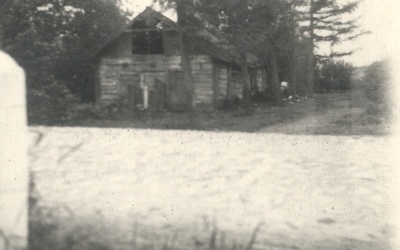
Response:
[290,49,297,95]
[235,0,252,109]
[176,0,197,123]
[239,50,251,108]
[306,0,315,98]
[290,0,297,95]
[226,65,234,102]
[270,50,281,105]
[306,40,315,97]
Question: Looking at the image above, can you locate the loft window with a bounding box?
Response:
[132,30,164,55]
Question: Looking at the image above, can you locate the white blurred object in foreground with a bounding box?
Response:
[0,51,28,250]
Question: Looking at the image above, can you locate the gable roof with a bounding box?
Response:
[90,7,175,58]
[129,6,177,29]
[91,7,261,68]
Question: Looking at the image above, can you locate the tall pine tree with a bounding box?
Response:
[298,0,363,96]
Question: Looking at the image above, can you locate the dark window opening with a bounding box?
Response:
[132,30,164,55]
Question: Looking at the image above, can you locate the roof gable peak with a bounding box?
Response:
[129,7,177,30]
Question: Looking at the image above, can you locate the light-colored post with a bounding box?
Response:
[143,85,149,110]
[0,51,28,250]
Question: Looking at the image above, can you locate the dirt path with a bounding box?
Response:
[29,127,397,249]
[260,91,366,134]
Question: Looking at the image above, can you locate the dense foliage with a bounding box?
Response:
[315,60,354,92]
[363,60,392,118]
[295,0,363,96]
[0,0,365,124]
[154,0,362,102]
[1,0,128,124]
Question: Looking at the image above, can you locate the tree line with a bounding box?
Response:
[0,0,129,123]
[0,0,363,123]
[156,0,364,108]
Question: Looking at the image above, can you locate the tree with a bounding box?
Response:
[155,0,303,107]
[2,0,127,93]
[176,0,197,122]
[316,59,354,92]
[255,0,295,104]
[215,0,254,107]
[297,0,363,97]
[154,0,198,122]
[194,0,285,106]
[1,0,128,123]
[0,0,15,49]
[2,0,67,89]
[55,0,129,102]
[363,60,392,118]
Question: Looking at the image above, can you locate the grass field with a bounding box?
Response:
[63,88,391,136]
[28,88,397,249]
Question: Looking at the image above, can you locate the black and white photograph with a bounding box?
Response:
[1,0,399,249]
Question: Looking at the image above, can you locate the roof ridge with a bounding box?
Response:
[89,7,262,67]
[89,7,176,58]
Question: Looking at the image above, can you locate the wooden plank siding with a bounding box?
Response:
[97,55,215,108]
[212,62,246,104]
[217,64,228,104]
[212,63,220,107]
[231,68,243,99]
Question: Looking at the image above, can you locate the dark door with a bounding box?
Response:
[167,70,188,111]
[119,73,141,110]
[153,79,167,111]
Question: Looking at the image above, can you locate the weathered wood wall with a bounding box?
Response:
[97,55,214,108]
[217,66,263,102]
[217,63,228,104]
[231,67,244,99]
[214,62,250,105]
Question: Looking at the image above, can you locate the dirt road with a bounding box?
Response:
[260,90,389,135]
[29,126,397,249]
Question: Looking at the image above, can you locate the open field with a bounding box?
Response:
[29,127,397,249]
[28,88,398,249]
[61,89,392,136]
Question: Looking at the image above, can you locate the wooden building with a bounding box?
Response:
[92,7,264,111]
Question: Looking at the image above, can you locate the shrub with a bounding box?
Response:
[316,60,354,92]
[364,60,390,102]
[363,60,392,118]
[27,77,76,124]
[27,78,101,125]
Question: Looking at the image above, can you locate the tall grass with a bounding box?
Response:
[28,174,265,250]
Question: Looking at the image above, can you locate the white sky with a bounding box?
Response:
[335,0,400,66]
[123,0,175,19]
[122,0,400,67]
